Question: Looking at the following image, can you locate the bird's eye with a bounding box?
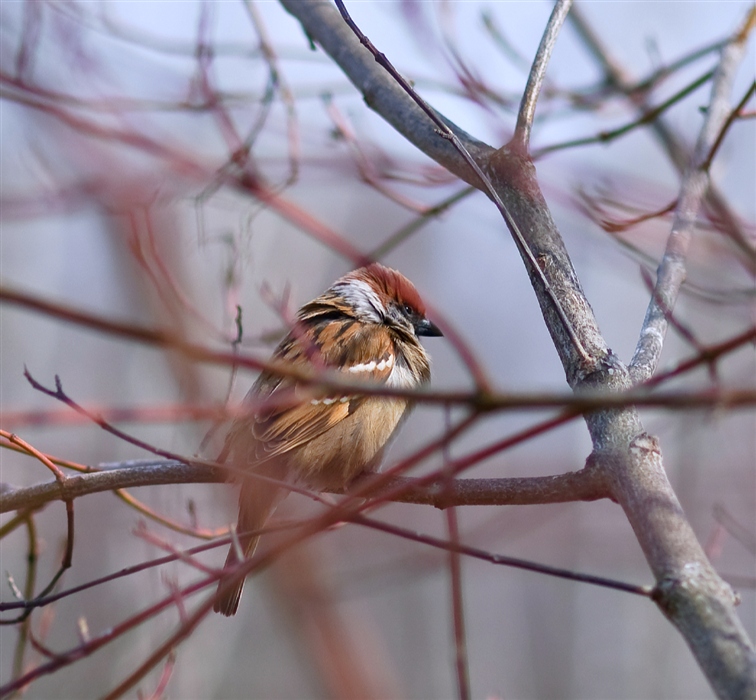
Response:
[402,303,414,316]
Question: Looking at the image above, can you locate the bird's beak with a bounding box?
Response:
[415,317,443,337]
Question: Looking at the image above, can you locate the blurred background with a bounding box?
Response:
[1,1,754,698]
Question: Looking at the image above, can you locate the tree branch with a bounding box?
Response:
[277,3,756,698]
[630,8,756,383]
[568,5,756,272]
[514,0,573,148]
[0,459,609,515]
[4,284,754,411]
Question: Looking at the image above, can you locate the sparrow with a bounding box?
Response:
[213,263,441,616]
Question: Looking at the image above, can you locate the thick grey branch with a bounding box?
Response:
[0,460,608,515]
[0,462,218,514]
[356,467,608,507]
[604,432,756,700]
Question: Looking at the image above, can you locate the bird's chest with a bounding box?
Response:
[295,397,409,489]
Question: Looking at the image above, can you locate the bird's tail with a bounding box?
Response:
[212,538,259,617]
[213,477,281,616]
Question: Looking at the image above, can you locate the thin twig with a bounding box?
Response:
[442,406,471,700]
[368,186,476,259]
[2,280,494,397]
[242,0,301,185]
[514,0,573,148]
[3,431,67,483]
[351,515,651,597]
[0,70,369,264]
[644,324,756,388]
[1,493,651,700]
[0,573,217,697]
[534,69,715,158]
[713,504,756,556]
[9,515,35,680]
[701,81,756,171]
[323,94,431,212]
[2,431,75,616]
[140,652,176,700]
[114,489,223,540]
[446,506,470,700]
[1,402,230,429]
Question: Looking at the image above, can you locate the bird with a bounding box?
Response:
[213,263,442,616]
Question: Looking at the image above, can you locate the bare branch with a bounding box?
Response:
[285,0,607,380]
[569,5,756,272]
[644,325,756,388]
[629,10,756,383]
[352,515,651,597]
[514,0,573,148]
[0,462,214,514]
[534,69,715,158]
[241,0,301,184]
[0,573,217,698]
[0,460,609,516]
[702,81,756,171]
[368,186,476,259]
[5,285,754,412]
[444,424,471,700]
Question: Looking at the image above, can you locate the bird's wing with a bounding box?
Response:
[237,323,397,460]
